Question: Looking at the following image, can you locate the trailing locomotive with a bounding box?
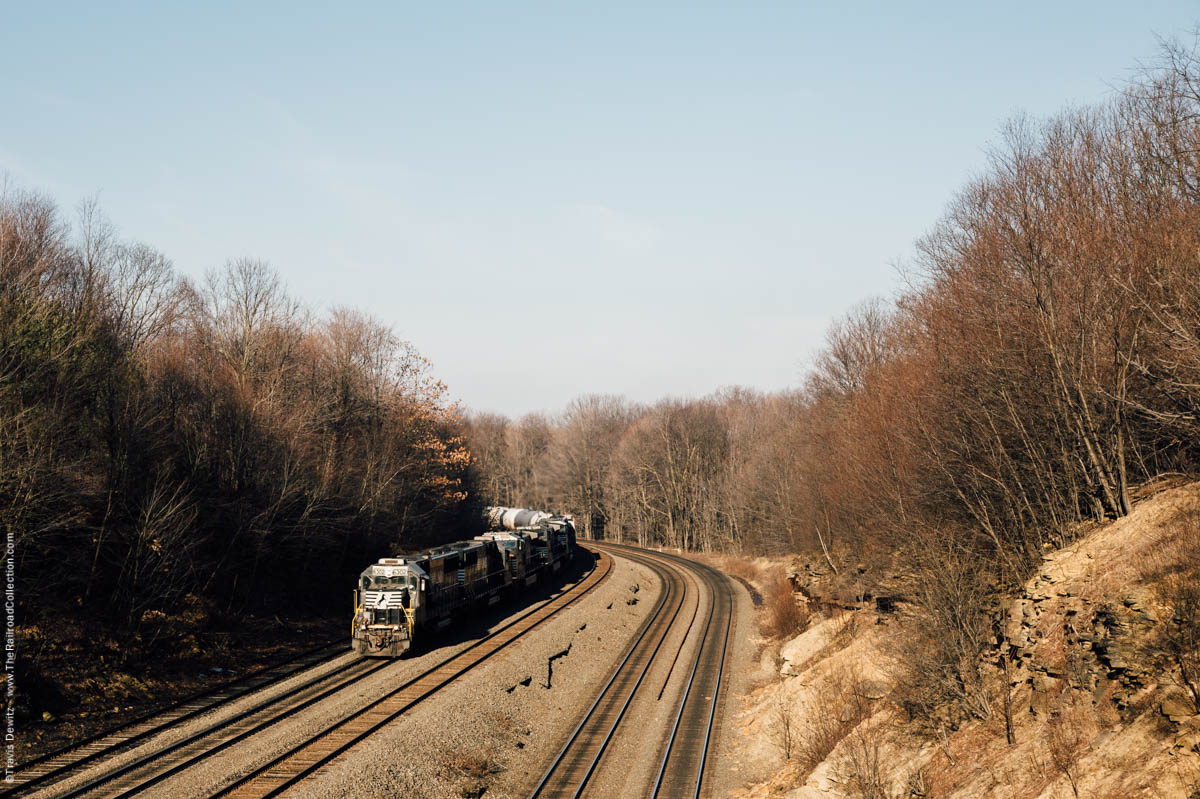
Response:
[351,507,576,656]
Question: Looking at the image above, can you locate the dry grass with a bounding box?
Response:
[1138,507,1200,713]
[1053,488,1200,603]
[720,554,762,584]
[920,748,959,799]
[1159,571,1200,714]
[443,749,504,780]
[1136,506,1200,584]
[763,567,810,639]
[1174,756,1200,799]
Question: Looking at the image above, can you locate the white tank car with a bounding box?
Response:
[485,506,553,530]
[483,506,577,575]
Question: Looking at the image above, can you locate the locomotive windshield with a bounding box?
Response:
[361,574,418,591]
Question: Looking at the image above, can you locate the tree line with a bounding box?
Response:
[11,33,1200,730]
[1,186,474,649]
[471,37,1200,573]
[465,38,1200,727]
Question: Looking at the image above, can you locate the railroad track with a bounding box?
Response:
[649,556,733,799]
[208,548,611,799]
[5,639,346,798]
[42,652,394,799]
[529,548,688,799]
[24,550,607,799]
[529,543,735,799]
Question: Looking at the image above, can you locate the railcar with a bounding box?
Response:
[351,507,576,656]
[486,506,577,576]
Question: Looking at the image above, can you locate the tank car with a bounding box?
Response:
[484,506,553,530]
[484,506,577,574]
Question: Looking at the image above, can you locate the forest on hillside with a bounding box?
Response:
[7,31,1200,745]
[465,39,1200,731]
[0,189,475,661]
[469,38,1200,575]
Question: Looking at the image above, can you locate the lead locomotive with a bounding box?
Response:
[351,507,576,656]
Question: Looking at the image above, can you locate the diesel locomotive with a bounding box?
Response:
[351,507,577,656]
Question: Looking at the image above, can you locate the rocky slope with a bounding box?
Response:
[726,482,1200,799]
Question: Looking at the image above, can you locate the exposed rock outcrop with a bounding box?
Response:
[729,482,1200,799]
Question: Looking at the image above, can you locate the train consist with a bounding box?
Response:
[351,507,577,656]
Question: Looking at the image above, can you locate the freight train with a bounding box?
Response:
[351,507,577,656]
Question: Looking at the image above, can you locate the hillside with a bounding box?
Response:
[727,482,1200,798]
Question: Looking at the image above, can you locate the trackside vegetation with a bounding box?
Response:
[465,36,1200,738]
[1,189,475,731]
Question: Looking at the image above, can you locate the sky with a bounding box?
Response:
[2,2,1197,417]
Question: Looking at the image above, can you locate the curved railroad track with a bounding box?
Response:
[209,548,611,799]
[5,639,346,799]
[529,548,688,799]
[25,549,608,799]
[529,543,736,799]
[648,554,734,799]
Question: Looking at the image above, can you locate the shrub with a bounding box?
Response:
[889,542,996,732]
[1149,510,1200,714]
[1160,572,1200,714]
[794,669,871,779]
[763,568,809,639]
[1046,704,1093,799]
[834,724,899,799]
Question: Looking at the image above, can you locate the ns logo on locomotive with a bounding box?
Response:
[351,507,577,656]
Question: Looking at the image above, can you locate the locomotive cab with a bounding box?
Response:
[352,558,427,656]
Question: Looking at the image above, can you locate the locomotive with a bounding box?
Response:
[351,507,577,656]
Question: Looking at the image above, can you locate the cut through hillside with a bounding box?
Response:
[726,482,1200,799]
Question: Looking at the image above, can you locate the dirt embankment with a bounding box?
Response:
[724,483,1200,799]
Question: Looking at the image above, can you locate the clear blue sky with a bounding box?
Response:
[2,2,1196,416]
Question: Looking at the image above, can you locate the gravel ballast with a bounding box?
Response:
[27,649,366,799]
[37,547,760,799]
[40,551,650,799]
[295,552,657,799]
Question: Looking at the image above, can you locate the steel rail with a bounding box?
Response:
[648,557,734,799]
[528,549,686,799]
[650,579,716,797]
[656,567,701,701]
[564,559,683,799]
[57,657,392,799]
[587,543,736,799]
[693,588,731,798]
[54,551,603,799]
[4,639,345,798]
[211,549,610,799]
